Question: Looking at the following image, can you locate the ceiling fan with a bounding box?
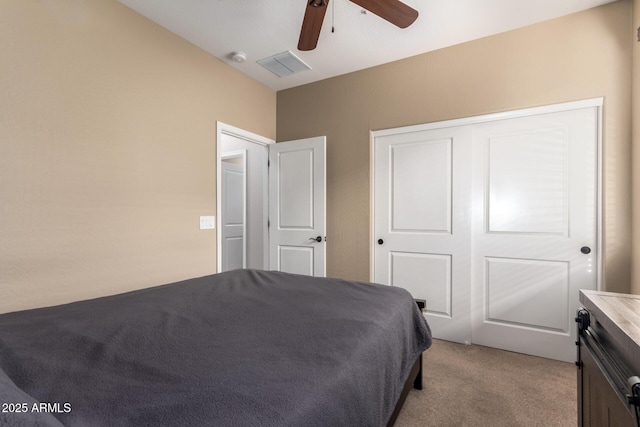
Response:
[298,0,419,51]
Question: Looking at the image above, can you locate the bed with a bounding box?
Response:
[0,269,432,426]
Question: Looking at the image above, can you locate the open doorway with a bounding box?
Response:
[216,122,273,272]
[217,122,328,277]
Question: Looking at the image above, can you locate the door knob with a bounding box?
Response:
[580,246,591,255]
[309,236,322,242]
[377,239,384,245]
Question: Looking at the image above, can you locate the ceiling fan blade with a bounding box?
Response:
[350,0,418,28]
[298,0,330,51]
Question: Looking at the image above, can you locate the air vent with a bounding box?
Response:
[257,51,311,78]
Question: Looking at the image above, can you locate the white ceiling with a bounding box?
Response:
[118,0,617,91]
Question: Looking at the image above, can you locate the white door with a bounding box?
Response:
[269,136,326,277]
[221,155,245,271]
[470,107,598,362]
[372,100,600,362]
[373,126,473,343]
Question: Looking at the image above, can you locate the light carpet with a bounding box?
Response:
[395,339,577,426]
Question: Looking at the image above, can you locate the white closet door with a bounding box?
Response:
[470,107,598,362]
[372,100,600,362]
[373,126,473,344]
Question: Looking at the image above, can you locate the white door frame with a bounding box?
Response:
[371,98,603,288]
[216,122,274,273]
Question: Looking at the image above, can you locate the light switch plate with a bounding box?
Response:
[199,216,215,230]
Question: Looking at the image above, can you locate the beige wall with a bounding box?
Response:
[633,0,640,295]
[2,1,634,315]
[0,0,276,313]
[277,1,633,293]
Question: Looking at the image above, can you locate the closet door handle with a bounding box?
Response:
[310,236,322,242]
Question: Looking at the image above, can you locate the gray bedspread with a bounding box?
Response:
[0,269,431,426]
